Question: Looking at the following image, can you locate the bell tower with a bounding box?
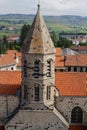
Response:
[21,5,56,110]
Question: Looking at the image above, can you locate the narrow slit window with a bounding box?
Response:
[24,60,27,77]
[47,86,51,100]
[24,85,28,100]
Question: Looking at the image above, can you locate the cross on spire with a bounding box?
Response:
[37,0,40,9]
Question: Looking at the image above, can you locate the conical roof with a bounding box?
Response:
[23,5,55,54]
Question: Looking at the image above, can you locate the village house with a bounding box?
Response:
[70,46,87,54]
[0,50,21,71]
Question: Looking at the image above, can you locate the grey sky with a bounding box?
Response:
[0,0,87,16]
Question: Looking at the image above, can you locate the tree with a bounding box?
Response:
[20,24,30,47]
[51,31,58,47]
[57,37,73,48]
[2,35,8,50]
[0,35,9,54]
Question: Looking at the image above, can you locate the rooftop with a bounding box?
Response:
[55,72,87,96]
[65,54,87,66]
[0,50,21,67]
[0,71,21,95]
[70,46,87,51]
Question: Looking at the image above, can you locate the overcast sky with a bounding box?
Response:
[0,0,87,16]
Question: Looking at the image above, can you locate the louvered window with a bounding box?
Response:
[35,84,40,101]
[47,61,51,77]
[33,60,40,78]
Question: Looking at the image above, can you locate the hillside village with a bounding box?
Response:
[0,3,87,130]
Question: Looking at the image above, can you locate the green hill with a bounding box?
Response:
[0,14,87,38]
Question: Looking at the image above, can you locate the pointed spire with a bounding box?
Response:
[23,4,55,54]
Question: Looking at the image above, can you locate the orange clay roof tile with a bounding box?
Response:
[70,45,87,51]
[65,54,87,66]
[0,71,87,96]
[55,48,65,67]
[0,50,21,67]
[55,72,87,96]
[0,71,21,95]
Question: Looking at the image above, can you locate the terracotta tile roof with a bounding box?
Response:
[55,56,65,67]
[70,46,87,51]
[0,71,21,95]
[65,54,87,66]
[0,50,21,67]
[56,48,62,56]
[55,72,87,96]
[0,71,87,96]
[55,48,65,67]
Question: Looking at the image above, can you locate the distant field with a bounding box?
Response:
[0,14,87,38]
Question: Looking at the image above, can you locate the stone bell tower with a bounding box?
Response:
[21,5,56,109]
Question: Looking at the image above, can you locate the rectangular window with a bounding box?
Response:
[74,67,77,72]
[80,67,83,72]
[68,67,71,72]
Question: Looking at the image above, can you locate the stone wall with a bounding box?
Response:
[55,96,87,124]
[0,96,19,125]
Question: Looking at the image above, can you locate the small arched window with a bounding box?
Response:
[33,60,40,78]
[34,84,40,101]
[71,107,83,124]
[47,60,51,77]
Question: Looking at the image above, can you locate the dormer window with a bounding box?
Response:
[33,60,40,78]
[47,60,51,77]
